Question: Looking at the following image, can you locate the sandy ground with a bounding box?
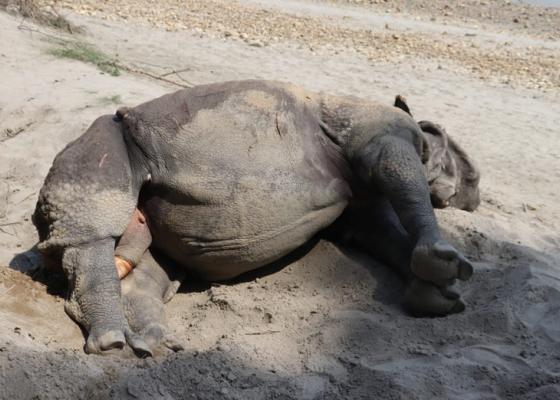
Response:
[1,0,560,398]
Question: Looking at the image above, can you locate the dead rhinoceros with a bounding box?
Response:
[33,80,480,355]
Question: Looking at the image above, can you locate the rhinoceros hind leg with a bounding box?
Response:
[121,249,185,355]
[62,238,151,355]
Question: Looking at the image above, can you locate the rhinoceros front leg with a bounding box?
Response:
[62,238,151,355]
[354,133,473,315]
[341,197,412,278]
[121,249,185,355]
[112,208,183,354]
[347,199,468,315]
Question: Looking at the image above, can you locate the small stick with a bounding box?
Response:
[0,221,21,227]
[120,65,192,88]
[244,330,281,336]
[0,284,15,298]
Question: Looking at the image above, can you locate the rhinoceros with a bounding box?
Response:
[33,80,480,355]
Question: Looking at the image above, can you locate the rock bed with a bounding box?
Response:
[40,0,560,91]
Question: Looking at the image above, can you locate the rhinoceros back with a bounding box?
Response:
[122,80,351,280]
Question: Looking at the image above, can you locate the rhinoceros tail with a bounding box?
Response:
[115,107,131,122]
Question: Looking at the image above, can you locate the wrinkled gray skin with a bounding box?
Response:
[33,80,480,356]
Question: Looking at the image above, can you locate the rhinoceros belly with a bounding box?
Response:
[137,82,352,280]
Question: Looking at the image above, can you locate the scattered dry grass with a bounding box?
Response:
[48,40,121,76]
[1,0,80,33]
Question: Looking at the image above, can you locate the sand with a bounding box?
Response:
[0,0,559,398]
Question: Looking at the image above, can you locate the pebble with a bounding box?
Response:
[248,40,264,47]
[217,344,231,352]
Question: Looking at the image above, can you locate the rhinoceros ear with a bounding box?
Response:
[394,95,412,116]
[446,134,481,211]
[418,120,449,174]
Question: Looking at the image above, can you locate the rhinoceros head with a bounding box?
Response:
[418,121,480,211]
[394,96,481,212]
